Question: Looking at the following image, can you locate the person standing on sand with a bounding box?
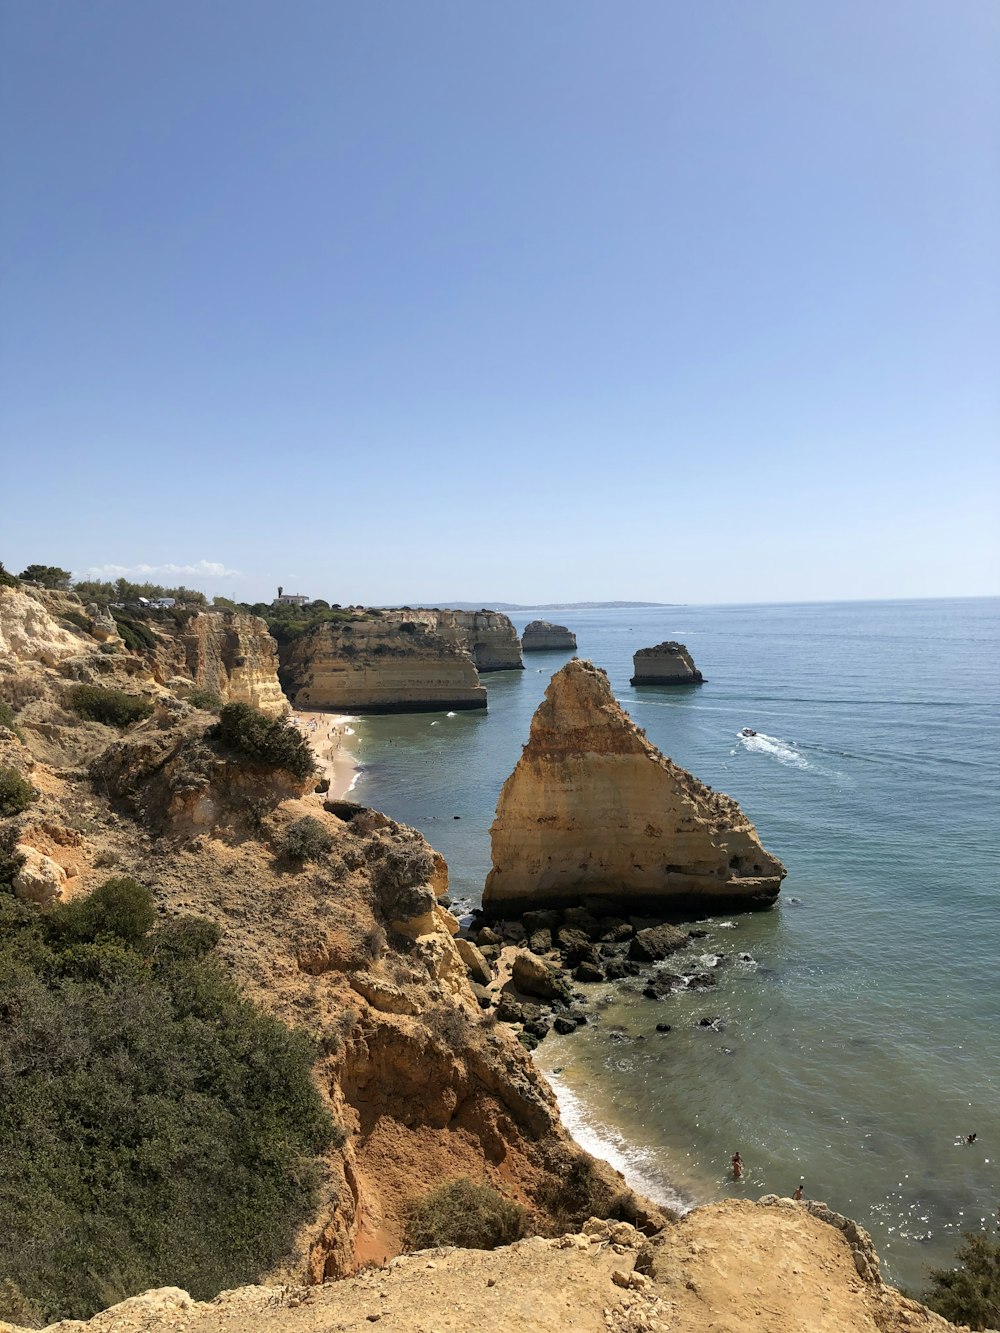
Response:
[731,1152,743,1180]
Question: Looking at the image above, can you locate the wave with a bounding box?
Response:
[542,1068,691,1215]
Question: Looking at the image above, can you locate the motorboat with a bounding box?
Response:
[741,727,757,737]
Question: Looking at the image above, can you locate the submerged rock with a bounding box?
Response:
[483,660,786,916]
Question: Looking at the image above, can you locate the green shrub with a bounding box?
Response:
[0,1278,45,1328]
[209,703,315,779]
[0,699,23,740]
[45,876,156,947]
[149,914,222,960]
[403,1178,527,1252]
[0,828,26,892]
[67,684,153,728]
[279,816,333,862]
[109,610,158,654]
[60,610,92,633]
[0,765,34,817]
[182,686,223,712]
[923,1210,1000,1329]
[0,878,334,1323]
[0,562,21,588]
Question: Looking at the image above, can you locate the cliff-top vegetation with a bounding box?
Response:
[0,876,334,1325]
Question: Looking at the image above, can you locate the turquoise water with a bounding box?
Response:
[351,598,1000,1290]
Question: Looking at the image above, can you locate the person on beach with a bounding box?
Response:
[793,1183,803,1201]
[731,1152,743,1180]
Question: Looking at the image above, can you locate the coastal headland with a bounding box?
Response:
[0,582,969,1332]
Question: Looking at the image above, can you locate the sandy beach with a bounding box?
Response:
[290,709,360,801]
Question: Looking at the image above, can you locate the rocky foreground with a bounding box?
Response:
[1,1203,962,1333]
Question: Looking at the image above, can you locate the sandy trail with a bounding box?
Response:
[291,710,360,801]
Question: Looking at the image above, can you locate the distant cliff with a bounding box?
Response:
[484,659,785,915]
[278,618,488,713]
[151,611,288,716]
[521,620,577,652]
[630,640,703,686]
[380,609,524,672]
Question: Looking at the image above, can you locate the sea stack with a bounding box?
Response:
[483,659,785,915]
[630,640,703,686]
[520,620,577,652]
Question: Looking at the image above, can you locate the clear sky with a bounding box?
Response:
[2,0,998,606]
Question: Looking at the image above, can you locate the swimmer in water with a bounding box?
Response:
[967,1133,978,1144]
[731,1151,743,1180]
[793,1183,803,1201]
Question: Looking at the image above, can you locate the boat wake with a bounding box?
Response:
[737,730,809,769]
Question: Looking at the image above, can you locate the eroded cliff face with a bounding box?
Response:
[484,659,785,915]
[521,620,577,652]
[0,587,101,666]
[380,609,524,672]
[630,641,703,686]
[279,619,487,713]
[151,611,288,715]
[1,675,655,1304]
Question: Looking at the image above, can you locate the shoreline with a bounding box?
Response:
[291,709,360,800]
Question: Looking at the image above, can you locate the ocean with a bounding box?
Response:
[349,597,1000,1291]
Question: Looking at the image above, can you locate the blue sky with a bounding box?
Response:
[2,0,997,605]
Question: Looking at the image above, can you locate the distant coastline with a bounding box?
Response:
[397,600,674,612]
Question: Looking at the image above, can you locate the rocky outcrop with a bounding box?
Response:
[630,640,703,686]
[278,619,488,713]
[0,587,93,666]
[381,609,524,672]
[521,620,577,652]
[155,611,288,715]
[12,1203,963,1333]
[483,660,785,915]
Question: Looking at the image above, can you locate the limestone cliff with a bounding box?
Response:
[521,620,577,652]
[630,641,703,686]
[380,609,524,672]
[279,619,487,713]
[0,586,104,666]
[1,671,656,1310]
[150,610,288,715]
[483,659,785,915]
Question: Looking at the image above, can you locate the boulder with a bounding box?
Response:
[455,937,492,986]
[628,923,689,962]
[523,909,561,933]
[552,1014,578,1035]
[511,952,571,1002]
[528,928,553,955]
[630,641,703,686]
[484,660,785,916]
[573,961,605,983]
[12,845,67,905]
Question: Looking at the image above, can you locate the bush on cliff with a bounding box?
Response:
[0,877,334,1323]
[403,1178,527,1252]
[0,765,34,817]
[923,1210,1000,1329]
[110,609,159,654]
[68,684,154,728]
[209,702,315,779]
[280,815,333,862]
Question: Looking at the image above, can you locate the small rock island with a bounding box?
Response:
[483,659,785,915]
[630,640,703,686]
[520,620,577,652]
